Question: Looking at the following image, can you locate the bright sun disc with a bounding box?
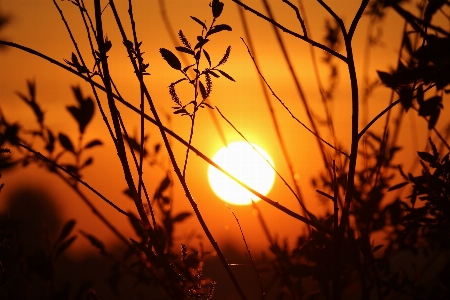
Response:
[208,142,275,205]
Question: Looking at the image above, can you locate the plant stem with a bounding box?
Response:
[237,4,309,217]
[232,0,347,61]
[93,0,149,227]
[106,1,247,297]
[0,40,328,232]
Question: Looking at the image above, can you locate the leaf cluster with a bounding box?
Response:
[0,82,102,185]
[377,1,450,129]
[159,0,234,118]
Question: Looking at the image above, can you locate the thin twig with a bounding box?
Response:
[282,0,307,37]
[251,201,273,245]
[240,38,349,158]
[53,0,116,144]
[358,100,401,140]
[227,206,265,299]
[94,0,149,227]
[215,106,312,217]
[316,0,343,29]
[117,114,157,230]
[261,0,341,176]
[231,0,347,62]
[237,4,310,218]
[0,40,332,235]
[106,1,247,297]
[127,0,148,225]
[390,3,450,37]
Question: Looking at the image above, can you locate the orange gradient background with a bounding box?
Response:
[1,0,448,267]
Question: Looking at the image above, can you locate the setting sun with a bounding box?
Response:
[207,142,275,205]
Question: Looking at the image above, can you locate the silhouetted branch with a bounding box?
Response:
[231,0,347,62]
[349,0,369,39]
[282,0,307,37]
[240,38,349,158]
[227,206,265,299]
[215,106,313,218]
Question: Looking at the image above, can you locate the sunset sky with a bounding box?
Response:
[1,0,448,262]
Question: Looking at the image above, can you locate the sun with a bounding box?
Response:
[208,141,275,205]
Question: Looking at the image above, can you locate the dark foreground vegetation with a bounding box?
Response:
[1,0,450,299]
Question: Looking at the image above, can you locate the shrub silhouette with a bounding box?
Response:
[1,0,449,299]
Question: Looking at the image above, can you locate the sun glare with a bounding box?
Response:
[208,142,275,205]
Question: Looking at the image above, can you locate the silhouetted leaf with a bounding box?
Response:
[402,31,413,54]
[172,212,192,223]
[428,110,440,129]
[154,175,171,200]
[58,133,74,152]
[190,16,207,30]
[161,196,171,204]
[199,81,207,99]
[128,212,147,240]
[372,244,383,253]
[388,181,409,191]
[84,139,103,149]
[418,96,442,117]
[173,108,188,115]
[377,71,397,88]
[217,46,231,66]
[178,30,192,49]
[45,129,55,153]
[418,151,435,163]
[58,219,76,243]
[80,157,93,168]
[123,39,133,49]
[81,231,107,255]
[203,49,211,67]
[123,133,148,157]
[55,236,77,259]
[207,70,220,77]
[206,24,232,37]
[417,85,424,105]
[159,48,182,70]
[67,87,95,134]
[398,86,413,112]
[216,69,235,81]
[71,52,79,66]
[103,35,112,52]
[123,188,134,200]
[16,80,44,125]
[154,143,160,154]
[316,189,334,201]
[211,0,224,18]
[175,46,195,55]
[64,52,90,73]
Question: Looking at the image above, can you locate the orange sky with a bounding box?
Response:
[1,0,449,260]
